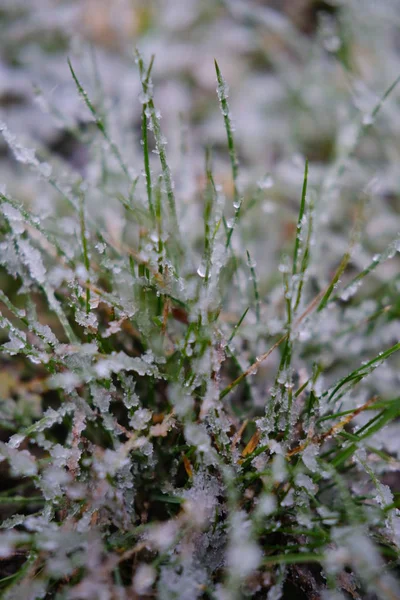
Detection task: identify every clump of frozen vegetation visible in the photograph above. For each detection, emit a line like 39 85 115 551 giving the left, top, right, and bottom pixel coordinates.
2 2 400 599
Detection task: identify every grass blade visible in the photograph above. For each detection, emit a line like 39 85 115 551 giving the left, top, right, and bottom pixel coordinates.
214 60 241 249
68 58 131 181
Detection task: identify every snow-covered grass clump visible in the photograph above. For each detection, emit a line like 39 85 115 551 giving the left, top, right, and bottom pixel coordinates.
1 3 400 599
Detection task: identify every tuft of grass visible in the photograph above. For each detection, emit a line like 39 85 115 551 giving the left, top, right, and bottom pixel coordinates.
1 40 400 600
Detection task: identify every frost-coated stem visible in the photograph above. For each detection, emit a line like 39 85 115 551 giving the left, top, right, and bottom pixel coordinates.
214 60 241 249
135 49 180 239
68 58 131 181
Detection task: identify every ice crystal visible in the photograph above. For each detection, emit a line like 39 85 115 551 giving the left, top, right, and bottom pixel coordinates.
227 511 261 579
0 444 37 477
131 407 152 430
133 564 156 595
302 444 320 473
272 454 287 483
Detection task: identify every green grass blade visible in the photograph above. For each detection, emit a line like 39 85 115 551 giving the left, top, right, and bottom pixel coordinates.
228 307 249 343
214 60 241 249
68 58 131 181
79 192 90 314
292 159 308 277
135 49 179 238
137 53 156 221
326 341 400 403
246 250 260 323
317 250 351 312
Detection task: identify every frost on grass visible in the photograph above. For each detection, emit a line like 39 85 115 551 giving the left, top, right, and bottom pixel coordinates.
2 12 400 599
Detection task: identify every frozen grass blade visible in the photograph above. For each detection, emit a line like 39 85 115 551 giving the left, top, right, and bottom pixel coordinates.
220 332 286 400
219 285 326 401
79 192 91 314
263 553 324 565
228 306 249 343
0 193 68 262
292 159 308 277
317 202 364 312
203 148 216 283
137 53 156 221
89 44 108 185
325 341 400 403
135 49 180 239
317 249 351 312
214 60 241 249
246 250 260 323
293 191 314 311
368 72 400 124
68 58 131 181
333 235 400 303
269 162 310 425
268 268 293 421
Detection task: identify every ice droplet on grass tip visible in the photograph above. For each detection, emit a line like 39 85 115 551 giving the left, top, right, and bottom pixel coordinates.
278 262 290 273
197 261 206 278
257 175 274 190
247 256 257 269
362 113 375 126
340 281 361 301
249 362 258 375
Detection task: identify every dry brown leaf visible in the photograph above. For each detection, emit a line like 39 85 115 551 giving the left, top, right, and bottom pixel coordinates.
242 430 260 458
182 454 193 479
